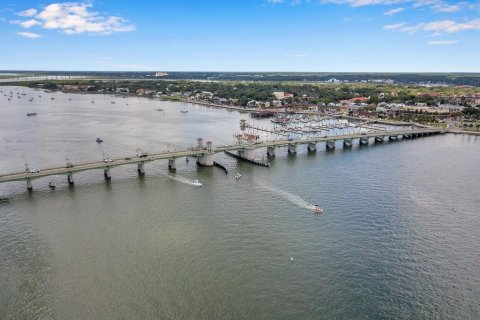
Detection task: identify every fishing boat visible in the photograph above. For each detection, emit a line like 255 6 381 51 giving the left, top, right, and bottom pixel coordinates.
96 138 103 143
26 112 37 116
235 173 242 179
313 205 323 214
156 108 164 111
48 181 56 189
192 180 202 187
180 109 188 113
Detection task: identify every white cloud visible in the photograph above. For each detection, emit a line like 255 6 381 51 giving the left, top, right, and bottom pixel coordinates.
383 22 407 30
386 19 480 34
14 2 135 35
427 40 458 45
17 8 37 17
384 7 404 15
17 31 42 38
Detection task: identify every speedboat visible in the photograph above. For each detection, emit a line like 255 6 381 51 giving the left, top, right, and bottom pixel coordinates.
192 180 202 187
156 108 164 111
180 109 188 113
96 138 103 143
48 181 56 188
313 205 323 214
235 173 242 179
26 112 37 116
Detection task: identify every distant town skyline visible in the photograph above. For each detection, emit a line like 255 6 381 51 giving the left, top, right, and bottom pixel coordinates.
1 0 479 72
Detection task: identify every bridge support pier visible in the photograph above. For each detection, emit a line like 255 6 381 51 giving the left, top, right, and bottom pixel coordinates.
197 152 214 166
375 136 384 143
403 134 411 139
389 136 398 141
359 137 369 145
26 178 32 190
104 168 111 180
267 146 276 157
307 142 316 152
168 158 176 171
326 140 335 150
343 139 352 148
67 173 74 185
288 143 297 154
137 162 145 175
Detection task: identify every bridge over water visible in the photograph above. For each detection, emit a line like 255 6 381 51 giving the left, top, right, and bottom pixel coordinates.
0 127 445 191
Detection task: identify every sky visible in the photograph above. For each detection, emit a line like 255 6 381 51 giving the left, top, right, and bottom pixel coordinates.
0 0 479 72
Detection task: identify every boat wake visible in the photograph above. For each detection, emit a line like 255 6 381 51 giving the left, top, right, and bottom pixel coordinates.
160 172 196 186
254 179 318 211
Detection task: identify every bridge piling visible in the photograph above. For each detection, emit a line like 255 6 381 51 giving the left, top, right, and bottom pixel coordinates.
307 142 317 152
375 136 384 143
288 143 297 154
104 168 111 180
26 178 32 190
137 162 145 175
267 146 276 157
326 140 335 150
343 139 352 148
168 158 176 171
359 137 369 145
67 173 74 185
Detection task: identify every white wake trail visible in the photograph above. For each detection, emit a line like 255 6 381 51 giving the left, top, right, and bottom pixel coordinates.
160 172 195 185
254 179 317 211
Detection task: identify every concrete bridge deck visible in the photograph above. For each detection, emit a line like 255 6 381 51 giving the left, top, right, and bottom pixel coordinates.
0 127 445 186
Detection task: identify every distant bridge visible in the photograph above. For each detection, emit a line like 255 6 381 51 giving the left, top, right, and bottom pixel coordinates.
0 127 445 191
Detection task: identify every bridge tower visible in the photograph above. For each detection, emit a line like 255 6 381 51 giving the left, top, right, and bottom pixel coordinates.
197 139 214 166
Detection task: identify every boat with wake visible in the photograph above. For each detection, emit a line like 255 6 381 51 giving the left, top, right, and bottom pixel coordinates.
192 180 202 187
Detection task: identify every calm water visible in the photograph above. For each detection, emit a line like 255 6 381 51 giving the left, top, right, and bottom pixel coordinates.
1 87 479 319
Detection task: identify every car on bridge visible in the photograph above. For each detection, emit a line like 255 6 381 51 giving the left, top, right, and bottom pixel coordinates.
104 158 114 163
29 169 40 173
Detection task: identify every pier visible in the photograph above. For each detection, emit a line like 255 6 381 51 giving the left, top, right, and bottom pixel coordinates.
0 128 445 190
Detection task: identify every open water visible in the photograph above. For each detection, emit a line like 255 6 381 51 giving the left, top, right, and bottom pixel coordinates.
0 87 479 319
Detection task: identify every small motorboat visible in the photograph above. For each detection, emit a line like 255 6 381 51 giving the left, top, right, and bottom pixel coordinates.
192 180 202 187
26 112 37 116
156 108 164 111
96 138 103 143
180 110 188 113
91 101 95 103
111 101 115 104
48 181 56 188
235 173 242 179
313 205 323 214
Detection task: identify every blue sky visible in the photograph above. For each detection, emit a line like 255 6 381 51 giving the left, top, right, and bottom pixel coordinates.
1 0 479 72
